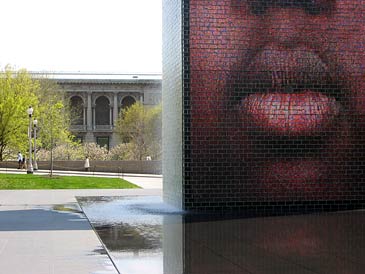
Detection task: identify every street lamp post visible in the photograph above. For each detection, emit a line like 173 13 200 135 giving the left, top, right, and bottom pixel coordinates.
33 119 38 170
27 106 33 174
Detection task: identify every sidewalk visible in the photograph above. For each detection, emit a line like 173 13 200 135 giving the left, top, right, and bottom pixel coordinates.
0 171 163 274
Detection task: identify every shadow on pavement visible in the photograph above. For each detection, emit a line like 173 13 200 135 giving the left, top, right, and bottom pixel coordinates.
0 208 90 231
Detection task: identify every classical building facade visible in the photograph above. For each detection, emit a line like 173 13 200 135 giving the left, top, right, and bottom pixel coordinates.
53 73 161 149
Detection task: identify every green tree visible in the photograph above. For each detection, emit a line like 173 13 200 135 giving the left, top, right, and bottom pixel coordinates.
115 102 162 160
35 78 72 149
0 68 39 160
0 67 74 164
34 78 73 175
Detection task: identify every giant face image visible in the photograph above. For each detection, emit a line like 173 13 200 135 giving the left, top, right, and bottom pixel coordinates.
189 0 365 202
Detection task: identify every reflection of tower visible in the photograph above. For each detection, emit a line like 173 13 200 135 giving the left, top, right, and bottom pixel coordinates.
163 215 183 274
79 195 365 274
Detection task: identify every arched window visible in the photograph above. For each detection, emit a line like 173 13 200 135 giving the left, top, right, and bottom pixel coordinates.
70 96 83 125
121 96 136 110
95 96 110 125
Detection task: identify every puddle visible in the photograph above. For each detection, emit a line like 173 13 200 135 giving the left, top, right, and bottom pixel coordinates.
77 196 173 274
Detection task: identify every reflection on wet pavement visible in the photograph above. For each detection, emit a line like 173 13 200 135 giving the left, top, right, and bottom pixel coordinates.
77 196 174 274
95 223 161 252
78 196 365 274
52 204 83 214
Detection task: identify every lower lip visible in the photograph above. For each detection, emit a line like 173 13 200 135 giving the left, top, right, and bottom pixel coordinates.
242 91 340 136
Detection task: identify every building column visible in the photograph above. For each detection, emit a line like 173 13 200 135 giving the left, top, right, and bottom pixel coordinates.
109 104 113 129
87 92 92 131
113 93 118 126
92 105 96 130
85 92 94 142
83 106 86 130
110 133 121 148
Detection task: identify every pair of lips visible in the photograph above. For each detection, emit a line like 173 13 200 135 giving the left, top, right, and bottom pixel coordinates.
236 49 341 136
242 90 340 136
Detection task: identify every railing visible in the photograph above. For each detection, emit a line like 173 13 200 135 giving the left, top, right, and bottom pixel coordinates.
69 125 114 132
94 125 113 131
70 125 87 131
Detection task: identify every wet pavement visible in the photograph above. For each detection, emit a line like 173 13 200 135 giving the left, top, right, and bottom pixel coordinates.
78 196 365 274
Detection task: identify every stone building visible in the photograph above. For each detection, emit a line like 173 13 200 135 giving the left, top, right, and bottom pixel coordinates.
53 73 161 149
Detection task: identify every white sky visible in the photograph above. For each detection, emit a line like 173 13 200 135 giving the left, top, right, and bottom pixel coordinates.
0 0 162 74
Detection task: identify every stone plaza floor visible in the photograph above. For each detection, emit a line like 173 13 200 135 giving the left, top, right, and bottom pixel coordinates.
0 169 162 274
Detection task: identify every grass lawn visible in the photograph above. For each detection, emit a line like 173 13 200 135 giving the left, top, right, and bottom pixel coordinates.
0 173 140 189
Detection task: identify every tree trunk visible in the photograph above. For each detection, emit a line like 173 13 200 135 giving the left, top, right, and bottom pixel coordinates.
50 146 53 177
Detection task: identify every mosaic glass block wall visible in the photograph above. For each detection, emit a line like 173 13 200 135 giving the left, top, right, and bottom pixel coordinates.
162 0 184 209
178 0 365 212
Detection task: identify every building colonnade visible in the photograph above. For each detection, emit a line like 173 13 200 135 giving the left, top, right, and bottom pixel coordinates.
69 92 139 148
57 76 161 149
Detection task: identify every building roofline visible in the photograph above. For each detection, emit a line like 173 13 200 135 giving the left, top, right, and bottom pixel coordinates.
28 71 162 83
54 78 161 85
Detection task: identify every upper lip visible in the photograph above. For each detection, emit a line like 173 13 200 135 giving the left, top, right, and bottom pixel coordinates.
227 48 345 103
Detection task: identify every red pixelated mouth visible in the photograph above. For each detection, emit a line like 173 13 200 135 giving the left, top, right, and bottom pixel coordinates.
242 90 340 136
230 49 345 136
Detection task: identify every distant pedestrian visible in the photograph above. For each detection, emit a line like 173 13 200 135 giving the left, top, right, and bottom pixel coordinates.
21 157 26 170
84 157 90 171
17 152 23 169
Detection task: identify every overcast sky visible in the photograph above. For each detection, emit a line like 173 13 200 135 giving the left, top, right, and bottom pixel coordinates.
0 0 162 74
